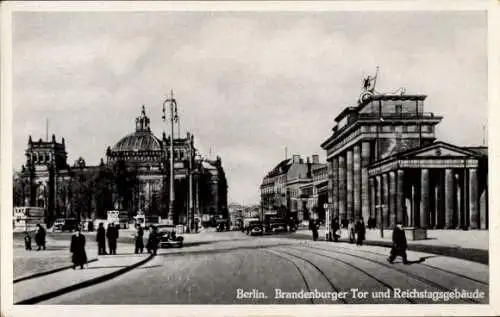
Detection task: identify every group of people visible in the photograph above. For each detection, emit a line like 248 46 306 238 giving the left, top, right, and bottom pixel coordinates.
329 217 366 245
134 224 160 255
96 223 120 255
347 218 366 245
23 223 47 251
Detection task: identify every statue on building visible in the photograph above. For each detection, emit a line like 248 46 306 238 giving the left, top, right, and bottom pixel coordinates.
358 66 379 104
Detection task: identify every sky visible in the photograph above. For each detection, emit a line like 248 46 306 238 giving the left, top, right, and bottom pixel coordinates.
11 10 487 205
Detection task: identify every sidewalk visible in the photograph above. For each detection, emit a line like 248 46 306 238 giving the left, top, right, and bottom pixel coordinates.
13 234 134 280
14 247 152 304
291 228 489 265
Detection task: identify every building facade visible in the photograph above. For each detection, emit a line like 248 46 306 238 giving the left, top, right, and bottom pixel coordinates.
14 106 228 228
260 154 327 222
321 90 488 230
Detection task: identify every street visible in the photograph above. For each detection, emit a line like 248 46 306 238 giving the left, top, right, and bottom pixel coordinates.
33 230 488 305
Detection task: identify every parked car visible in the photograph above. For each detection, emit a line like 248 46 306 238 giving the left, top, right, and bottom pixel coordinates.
53 218 79 232
157 224 184 248
249 224 264 236
271 223 288 233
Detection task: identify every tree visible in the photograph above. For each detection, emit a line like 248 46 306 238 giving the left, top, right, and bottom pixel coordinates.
92 165 114 219
112 160 139 218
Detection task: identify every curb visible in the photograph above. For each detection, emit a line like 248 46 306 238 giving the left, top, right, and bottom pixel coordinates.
14 259 99 284
15 253 155 305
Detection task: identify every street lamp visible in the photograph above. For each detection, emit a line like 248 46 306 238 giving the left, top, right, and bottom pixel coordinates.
163 90 178 224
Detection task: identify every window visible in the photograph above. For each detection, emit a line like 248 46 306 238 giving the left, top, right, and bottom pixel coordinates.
395 104 402 114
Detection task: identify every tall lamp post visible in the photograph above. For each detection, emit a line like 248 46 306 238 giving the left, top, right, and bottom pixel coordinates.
163 90 178 224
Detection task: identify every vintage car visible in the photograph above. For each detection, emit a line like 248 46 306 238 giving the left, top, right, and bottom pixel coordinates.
271 223 288 233
248 223 264 236
52 218 79 232
157 225 184 248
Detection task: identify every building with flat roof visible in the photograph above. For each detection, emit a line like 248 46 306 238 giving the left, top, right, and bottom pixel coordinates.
321 82 488 230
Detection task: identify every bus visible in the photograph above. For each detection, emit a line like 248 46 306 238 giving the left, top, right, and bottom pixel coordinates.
13 207 45 232
107 210 129 229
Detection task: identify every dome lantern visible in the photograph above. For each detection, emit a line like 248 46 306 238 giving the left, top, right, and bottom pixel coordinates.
135 105 151 132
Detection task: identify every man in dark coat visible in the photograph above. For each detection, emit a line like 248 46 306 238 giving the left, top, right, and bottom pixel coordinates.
35 224 46 251
106 223 118 255
311 220 319 241
147 226 159 255
355 218 366 246
96 223 107 255
135 225 144 254
24 231 32 250
70 228 88 269
332 218 340 242
387 222 408 264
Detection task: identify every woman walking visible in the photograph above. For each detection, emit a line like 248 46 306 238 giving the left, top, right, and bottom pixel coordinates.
70 228 88 269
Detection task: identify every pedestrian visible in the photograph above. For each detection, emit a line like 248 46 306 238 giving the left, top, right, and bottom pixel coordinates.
35 223 46 251
195 220 199 233
355 217 366 246
311 220 319 241
332 217 341 242
70 227 88 269
24 231 32 250
106 223 118 255
135 224 144 254
96 222 107 255
387 222 409 264
147 225 159 255
347 219 355 243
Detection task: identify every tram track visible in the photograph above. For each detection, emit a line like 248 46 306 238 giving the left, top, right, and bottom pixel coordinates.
288 245 486 304
303 243 489 286
266 247 413 304
274 246 415 304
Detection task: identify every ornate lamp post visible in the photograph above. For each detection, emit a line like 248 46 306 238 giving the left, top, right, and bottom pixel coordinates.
163 90 178 224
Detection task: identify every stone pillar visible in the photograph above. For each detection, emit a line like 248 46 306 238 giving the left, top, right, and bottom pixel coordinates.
361 141 371 221
369 177 376 218
332 158 339 219
346 149 354 221
338 155 347 222
444 168 454 229
455 173 462 229
382 173 389 228
353 145 361 219
434 172 443 228
411 185 416 227
420 169 430 229
375 175 382 229
469 168 479 229
389 171 396 228
396 169 404 226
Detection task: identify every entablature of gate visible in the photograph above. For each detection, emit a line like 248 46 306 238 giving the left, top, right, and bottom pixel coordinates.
367 158 480 177
325 129 435 159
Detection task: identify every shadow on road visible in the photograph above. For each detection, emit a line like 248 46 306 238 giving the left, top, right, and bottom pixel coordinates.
390 255 438 265
85 265 129 270
135 265 162 269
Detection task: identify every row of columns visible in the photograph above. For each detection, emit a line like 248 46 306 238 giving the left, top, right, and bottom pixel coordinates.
368 168 480 229
369 170 405 228
330 141 372 222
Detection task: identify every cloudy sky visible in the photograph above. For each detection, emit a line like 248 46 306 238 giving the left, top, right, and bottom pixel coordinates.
12 10 487 205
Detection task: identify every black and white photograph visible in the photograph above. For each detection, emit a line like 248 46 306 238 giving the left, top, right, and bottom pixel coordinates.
1 1 499 316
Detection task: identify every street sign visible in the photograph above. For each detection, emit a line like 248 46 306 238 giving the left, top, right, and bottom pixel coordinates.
323 203 328 209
